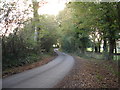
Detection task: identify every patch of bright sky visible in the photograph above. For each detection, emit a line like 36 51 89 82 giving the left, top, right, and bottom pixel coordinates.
1 0 67 16
38 0 67 16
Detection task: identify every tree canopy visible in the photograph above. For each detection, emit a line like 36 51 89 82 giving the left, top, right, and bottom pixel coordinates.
1 1 120 70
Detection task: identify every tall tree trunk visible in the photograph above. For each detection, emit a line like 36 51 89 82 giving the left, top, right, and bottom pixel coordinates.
105 5 115 60
103 38 108 60
103 38 107 52
95 45 98 53
114 40 117 54
32 1 39 42
117 2 120 28
108 38 115 60
98 44 101 53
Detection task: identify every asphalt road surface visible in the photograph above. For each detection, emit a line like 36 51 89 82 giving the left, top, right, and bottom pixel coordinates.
3 51 75 88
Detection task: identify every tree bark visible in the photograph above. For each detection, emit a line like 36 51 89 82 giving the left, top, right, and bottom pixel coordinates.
114 40 117 54
95 45 98 53
103 38 108 60
108 38 115 60
32 1 39 42
117 2 120 28
98 44 101 53
103 38 107 53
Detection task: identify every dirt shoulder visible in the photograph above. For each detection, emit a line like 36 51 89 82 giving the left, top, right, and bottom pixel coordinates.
55 56 119 88
3 55 57 78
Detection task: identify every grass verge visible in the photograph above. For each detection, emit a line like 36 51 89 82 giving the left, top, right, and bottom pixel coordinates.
3 54 57 78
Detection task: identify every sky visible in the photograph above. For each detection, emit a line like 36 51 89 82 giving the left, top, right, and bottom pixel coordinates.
0 0 67 15
38 0 66 16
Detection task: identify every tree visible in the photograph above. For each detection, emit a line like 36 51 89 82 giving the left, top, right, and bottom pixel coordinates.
1 0 59 70
58 2 120 60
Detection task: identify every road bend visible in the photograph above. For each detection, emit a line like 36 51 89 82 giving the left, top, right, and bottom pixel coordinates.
3 51 75 88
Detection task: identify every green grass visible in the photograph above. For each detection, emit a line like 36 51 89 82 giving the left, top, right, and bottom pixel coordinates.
113 55 120 61
86 48 92 51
